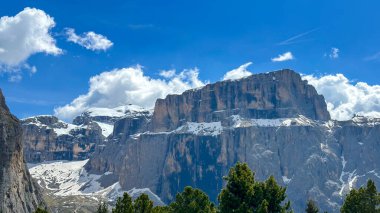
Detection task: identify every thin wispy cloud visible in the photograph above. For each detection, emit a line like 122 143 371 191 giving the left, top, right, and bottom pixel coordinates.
364 51 380 61
128 24 155 30
329 47 339 59
271 52 294 62
277 28 319 45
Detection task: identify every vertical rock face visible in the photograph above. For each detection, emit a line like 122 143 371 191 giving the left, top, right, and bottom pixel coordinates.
0 90 44 213
85 70 380 212
150 69 330 132
22 115 104 163
22 105 151 163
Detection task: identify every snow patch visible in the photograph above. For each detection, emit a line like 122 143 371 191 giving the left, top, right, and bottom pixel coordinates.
282 176 292 184
232 115 316 128
175 122 223 136
338 155 363 196
53 123 78 136
351 115 380 126
86 105 151 118
28 160 164 205
95 121 114 137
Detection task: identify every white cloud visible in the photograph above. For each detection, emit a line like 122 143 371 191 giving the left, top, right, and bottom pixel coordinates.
8 74 22 82
329 47 339 59
222 62 253 80
0 7 62 69
303 74 380 121
277 28 318 45
65 28 113 51
54 65 206 121
159 70 176 78
271 52 294 62
364 51 380 61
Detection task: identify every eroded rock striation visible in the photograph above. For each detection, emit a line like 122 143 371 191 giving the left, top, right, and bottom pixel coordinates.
22 115 104 162
22 105 151 163
23 69 380 212
0 89 45 213
87 70 377 212
150 69 330 132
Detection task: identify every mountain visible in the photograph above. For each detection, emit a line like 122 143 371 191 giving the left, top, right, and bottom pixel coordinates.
21 105 151 163
85 69 380 212
0 90 45 213
23 69 380 212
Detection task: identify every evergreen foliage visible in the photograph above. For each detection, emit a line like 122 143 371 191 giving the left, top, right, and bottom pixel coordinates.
33 207 49 213
218 162 292 213
341 179 380 213
152 206 171 213
112 192 133 213
134 194 154 213
305 199 319 213
97 200 109 213
170 186 216 213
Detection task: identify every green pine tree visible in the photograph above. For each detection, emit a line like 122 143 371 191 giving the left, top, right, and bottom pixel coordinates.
218 162 292 213
134 193 154 213
257 200 269 213
218 162 256 213
170 186 216 213
97 200 109 213
305 199 319 213
152 206 172 213
33 207 49 213
112 192 133 213
341 179 380 213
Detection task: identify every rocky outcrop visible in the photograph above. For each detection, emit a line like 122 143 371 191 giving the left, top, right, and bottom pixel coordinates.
86 70 380 213
22 115 104 163
22 105 151 163
150 69 330 132
0 89 45 213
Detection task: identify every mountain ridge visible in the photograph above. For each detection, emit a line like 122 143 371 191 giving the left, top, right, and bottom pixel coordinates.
20 69 380 212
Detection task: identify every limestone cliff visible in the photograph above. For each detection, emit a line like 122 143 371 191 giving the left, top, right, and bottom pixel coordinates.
87 70 356 212
150 69 330 132
22 69 380 212
0 89 45 213
22 105 150 163
22 115 104 162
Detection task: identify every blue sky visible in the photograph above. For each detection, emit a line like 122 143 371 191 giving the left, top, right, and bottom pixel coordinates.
1 0 380 120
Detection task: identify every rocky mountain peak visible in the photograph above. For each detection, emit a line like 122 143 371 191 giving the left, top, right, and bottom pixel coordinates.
150 69 330 132
73 104 151 126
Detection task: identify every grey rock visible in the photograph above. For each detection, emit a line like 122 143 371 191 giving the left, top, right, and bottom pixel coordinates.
150 69 330 132
0 89 45 213
22 115 104 163
22 105 152 163
86 70 380 213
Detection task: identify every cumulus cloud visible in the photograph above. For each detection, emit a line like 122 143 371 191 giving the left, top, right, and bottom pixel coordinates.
54 65 206 121
303 74 380 120
222 62 253 80
65 28 113 51
271 52 294 62
329 47 339 59
0 7 62 69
